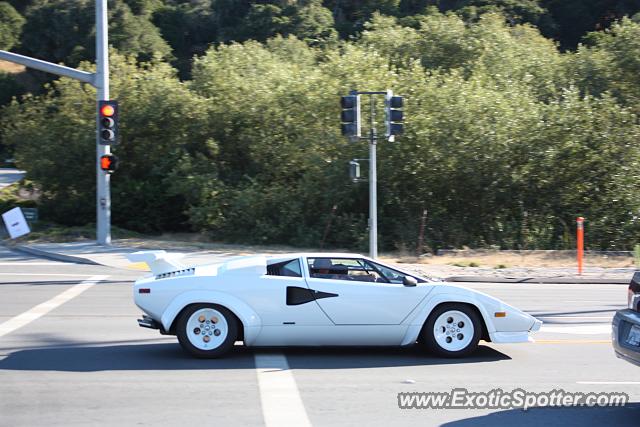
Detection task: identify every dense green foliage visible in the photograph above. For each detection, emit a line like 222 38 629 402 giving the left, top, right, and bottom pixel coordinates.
0 1 23 50
1 2 640 251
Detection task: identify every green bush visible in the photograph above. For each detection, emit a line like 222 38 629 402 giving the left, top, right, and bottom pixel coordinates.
4 12 640 251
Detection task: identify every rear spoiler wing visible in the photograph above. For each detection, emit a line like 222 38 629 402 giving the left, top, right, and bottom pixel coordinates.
126 250 186 275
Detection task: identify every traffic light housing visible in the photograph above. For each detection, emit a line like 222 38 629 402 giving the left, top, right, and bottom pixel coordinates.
98 100 119 145
384 91 403 142
349 160 361 182
340 94 361 140
100 154 118 173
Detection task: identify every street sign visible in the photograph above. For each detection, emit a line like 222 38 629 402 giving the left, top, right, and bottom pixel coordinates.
2 207 30 239
21 207 38 222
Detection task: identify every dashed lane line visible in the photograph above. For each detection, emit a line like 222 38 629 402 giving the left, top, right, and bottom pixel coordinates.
255 353 312 427
0 275 108 338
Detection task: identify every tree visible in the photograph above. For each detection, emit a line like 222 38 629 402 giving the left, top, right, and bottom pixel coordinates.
19 0 171 67
3 53 214 231
0 1 24 50
152 0 217 77
571 18 640 115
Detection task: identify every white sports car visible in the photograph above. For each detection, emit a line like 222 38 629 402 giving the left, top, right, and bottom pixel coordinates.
128 251 542 358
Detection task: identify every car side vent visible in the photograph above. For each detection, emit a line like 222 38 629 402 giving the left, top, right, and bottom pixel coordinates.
156 267 195 280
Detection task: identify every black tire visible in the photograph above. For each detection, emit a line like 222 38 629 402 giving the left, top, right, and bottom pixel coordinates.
176 303 239 358
420 303 482 358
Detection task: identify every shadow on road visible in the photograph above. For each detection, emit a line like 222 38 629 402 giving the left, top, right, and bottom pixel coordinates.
0 343 509 372
439 403 640 427
284 344 510 369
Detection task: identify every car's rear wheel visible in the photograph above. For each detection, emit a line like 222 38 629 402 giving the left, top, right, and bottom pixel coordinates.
176 304 238 358
420 303 481 357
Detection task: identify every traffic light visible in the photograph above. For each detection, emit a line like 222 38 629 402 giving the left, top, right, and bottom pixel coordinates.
98 100 119 145
384 90 404 142
100 154 118 173
349 160 361 182
340 94 361 139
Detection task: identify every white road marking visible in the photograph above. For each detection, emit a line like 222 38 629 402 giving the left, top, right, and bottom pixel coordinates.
0 273 97 277
0 262 63 266
255 353 311 427
540 325 611 334
577 381 640 385
537 316 612 320
0 275 107 338
564 300 618 303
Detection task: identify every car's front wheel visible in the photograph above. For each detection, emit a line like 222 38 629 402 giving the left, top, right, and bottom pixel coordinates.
420 303 482 357
176 303 238 358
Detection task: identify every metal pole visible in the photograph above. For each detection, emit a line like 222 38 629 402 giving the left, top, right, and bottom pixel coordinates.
95 0 110 245
577 217 584 275
0 51 94 84
369 95 378 258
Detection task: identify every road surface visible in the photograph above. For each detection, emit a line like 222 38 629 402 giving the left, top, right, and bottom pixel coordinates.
0 246 637 426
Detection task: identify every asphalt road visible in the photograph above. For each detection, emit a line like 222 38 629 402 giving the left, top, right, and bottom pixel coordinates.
0 246 638 426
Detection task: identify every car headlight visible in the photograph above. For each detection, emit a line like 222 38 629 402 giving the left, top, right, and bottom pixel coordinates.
630 288 640 311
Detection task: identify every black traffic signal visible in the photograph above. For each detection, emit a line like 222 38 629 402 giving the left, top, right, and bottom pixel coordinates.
340 94 361 139
98 100 119 145
100 154 118 173
384 91 404 141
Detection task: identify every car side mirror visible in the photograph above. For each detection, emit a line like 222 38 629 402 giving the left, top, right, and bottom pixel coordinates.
403 276 417 287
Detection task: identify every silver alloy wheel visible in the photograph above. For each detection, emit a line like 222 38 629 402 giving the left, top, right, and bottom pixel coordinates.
186 307 229 350
433 310 474 352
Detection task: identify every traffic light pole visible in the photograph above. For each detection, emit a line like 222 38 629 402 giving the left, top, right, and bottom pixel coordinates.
95 0 111 245
368 96 378 259
341 90 403 258
0 0 112 245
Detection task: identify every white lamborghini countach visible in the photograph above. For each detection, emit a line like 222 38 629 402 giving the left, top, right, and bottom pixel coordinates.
128 251 542 358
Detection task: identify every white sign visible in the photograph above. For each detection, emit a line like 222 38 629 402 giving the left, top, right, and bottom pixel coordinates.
2 207 30 239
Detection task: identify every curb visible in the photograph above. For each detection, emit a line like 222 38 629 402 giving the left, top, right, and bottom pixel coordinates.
10 244 100 265
445 276 629 285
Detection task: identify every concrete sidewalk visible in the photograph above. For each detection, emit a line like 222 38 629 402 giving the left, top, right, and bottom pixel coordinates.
7 241 259 271
3 240 633 284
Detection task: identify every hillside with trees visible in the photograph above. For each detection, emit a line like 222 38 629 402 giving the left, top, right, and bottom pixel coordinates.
1 0 640 251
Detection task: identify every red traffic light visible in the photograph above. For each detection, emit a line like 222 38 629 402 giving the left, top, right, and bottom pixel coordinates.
100 154 118 173
98 100 119 145
100 104 115 117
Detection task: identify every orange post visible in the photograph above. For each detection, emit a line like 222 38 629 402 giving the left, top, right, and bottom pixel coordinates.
577 217 584 275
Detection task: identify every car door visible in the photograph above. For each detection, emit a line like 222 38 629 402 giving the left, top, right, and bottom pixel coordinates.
303 257 430 325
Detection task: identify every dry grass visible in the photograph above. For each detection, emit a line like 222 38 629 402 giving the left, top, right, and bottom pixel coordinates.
0 60 26 74
390 252 635 268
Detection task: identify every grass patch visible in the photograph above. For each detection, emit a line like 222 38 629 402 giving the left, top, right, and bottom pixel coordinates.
450 261 481 267
494 264 508 269
13 223 142 243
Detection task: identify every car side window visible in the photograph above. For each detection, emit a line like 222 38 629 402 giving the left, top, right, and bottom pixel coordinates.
367 261 407 284
266 259 302 277
367 260 423 284
308 258 387 283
